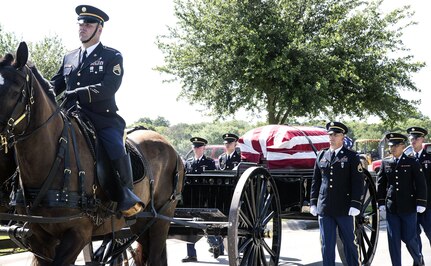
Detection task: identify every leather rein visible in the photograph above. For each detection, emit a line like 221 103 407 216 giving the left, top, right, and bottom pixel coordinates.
0 65 60 152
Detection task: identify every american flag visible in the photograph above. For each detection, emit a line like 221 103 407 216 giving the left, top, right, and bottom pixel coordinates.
239 125 330 169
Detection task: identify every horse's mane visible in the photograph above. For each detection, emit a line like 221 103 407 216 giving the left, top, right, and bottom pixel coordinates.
0 53 15 67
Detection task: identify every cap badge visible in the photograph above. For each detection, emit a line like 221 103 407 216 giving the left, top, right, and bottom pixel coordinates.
82 7 87 12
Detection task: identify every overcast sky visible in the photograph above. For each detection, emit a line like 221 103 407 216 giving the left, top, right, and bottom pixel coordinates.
0 0 429 125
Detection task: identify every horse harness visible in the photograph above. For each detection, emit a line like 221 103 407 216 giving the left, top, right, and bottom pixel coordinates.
0 63 185 263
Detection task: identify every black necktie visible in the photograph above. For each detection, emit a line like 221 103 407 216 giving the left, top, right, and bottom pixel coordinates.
416 153 419 160
81 50 87 65
395 158 399 164
331 151 335 162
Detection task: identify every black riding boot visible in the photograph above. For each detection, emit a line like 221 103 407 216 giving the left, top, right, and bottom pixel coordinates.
112 154 143 217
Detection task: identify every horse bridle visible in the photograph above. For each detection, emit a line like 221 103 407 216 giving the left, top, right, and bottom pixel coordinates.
0 65 59 152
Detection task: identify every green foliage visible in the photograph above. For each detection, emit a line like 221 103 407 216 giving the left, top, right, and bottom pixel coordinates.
156 0 424 124
0 25 19 55
129 117 256 156
128 115 431 158
28 35 66 80
0 24 66 79
345 115 431 144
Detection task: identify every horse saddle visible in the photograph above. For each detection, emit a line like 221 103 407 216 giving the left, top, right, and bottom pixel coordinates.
71 112 146 200
95 139 146 200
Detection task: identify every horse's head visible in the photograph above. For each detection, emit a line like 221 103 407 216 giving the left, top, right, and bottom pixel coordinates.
0 42 34 137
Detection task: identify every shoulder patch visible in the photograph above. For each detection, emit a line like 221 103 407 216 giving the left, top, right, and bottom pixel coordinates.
113 64 122 75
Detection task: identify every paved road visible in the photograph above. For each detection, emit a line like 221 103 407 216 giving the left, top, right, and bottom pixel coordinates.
1 219 430 265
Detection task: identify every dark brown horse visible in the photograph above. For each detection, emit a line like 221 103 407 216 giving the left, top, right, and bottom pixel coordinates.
0 42 184 265
0 150 16 213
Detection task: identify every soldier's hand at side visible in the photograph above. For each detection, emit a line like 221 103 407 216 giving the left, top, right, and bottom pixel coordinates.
378 205 385 213
417 206 426 213
348 207 360 216
310 205 317 216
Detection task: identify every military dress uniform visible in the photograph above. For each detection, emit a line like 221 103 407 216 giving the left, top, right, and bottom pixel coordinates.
310 122 364 266
377 132 427 266
183 137 216 262
185 155 216 174
218 133 241 170
51 13 125 159
218 150 241 170
407 126 431 255
49 5 142 217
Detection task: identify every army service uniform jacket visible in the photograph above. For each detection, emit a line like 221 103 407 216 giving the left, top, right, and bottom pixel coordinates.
185 155 216 174
408 150 431 208
51 43 125 130
218 150 241 170
310 147 364 216
377 154 427 213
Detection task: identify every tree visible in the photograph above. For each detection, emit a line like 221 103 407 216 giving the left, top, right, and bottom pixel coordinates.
0 25 19 55
156 0 425 124
0 25 66 79
28 35 66 80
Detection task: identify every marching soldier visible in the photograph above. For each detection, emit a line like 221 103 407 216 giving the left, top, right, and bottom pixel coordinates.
50 5 142 217
310 121 364 266
377 132 427 266
218 133 241 170
182 137 216 262
407 127 431 260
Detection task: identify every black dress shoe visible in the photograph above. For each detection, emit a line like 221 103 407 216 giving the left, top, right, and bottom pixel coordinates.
208 247 214 253
213 247 220 258
182 256 197 262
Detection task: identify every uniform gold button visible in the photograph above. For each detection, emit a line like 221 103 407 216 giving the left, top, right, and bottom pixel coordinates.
330 179 333 181
396 188 399 191
77 82 80 86
330 185 333 188
395 176 398 179
77 73 81 76
106 110 109 112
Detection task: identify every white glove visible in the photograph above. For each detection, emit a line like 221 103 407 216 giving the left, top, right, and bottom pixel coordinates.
348 207 360 216
379 205 386 212
417 206 426 213
310 205 318 216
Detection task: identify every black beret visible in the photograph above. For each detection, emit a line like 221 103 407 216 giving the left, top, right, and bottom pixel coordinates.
406 126 428 138
76 5 109 25
386 132 407 146
326 121 348 134
222 133 239 144
190 137 208 148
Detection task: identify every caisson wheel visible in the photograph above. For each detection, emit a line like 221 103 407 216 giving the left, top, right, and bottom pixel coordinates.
228 167 282 266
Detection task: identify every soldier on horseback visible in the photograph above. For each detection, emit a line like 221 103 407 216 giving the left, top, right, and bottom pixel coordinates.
50 5 142 217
